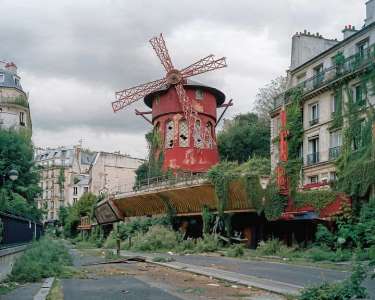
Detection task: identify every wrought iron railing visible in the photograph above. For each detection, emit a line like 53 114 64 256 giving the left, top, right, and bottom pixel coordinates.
109 172 208 196
309 118 319 126
273 43 375 109
306 152 320 165
329 146 341 160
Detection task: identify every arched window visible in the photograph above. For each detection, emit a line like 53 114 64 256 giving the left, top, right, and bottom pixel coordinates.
165 120 174 148
194 120 203 148
205 121 214 148
179 119 189 147
195 89 204 100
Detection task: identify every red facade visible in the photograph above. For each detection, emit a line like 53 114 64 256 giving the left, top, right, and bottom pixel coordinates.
144 82 225 173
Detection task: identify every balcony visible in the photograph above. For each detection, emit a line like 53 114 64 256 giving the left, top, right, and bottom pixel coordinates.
329 146 341 160
306 152 320 165
273 43 375 110
0 95 29 108
309 118 319 126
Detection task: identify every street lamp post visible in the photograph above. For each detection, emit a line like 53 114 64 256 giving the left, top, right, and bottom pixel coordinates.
2 169 19 185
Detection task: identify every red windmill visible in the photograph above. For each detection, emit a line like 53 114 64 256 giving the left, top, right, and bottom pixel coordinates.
112 33 232 173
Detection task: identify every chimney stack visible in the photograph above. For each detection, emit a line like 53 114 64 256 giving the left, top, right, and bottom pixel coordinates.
365 0 375 27
342 25 358 40
4 62 17 74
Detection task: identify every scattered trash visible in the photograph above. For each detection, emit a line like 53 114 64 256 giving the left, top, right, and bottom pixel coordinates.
207 283 220 287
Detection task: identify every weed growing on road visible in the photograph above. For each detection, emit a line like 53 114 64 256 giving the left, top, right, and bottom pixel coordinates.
225 244 245 257
8 238 72 283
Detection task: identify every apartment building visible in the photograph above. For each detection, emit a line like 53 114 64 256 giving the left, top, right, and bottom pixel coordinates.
34 145 144 222
271 0 375 188
0 61 32 133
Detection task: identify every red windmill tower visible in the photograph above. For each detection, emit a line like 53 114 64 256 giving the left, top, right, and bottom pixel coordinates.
112 33 232 173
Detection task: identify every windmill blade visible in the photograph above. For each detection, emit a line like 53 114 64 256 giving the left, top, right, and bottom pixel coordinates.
174 83 194 122
181 56 227 78
112 78 167 112
149 33 174 72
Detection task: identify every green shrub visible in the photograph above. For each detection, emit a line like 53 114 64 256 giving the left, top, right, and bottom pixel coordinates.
257 238 284 256
306 247 351 262
103 231 117 249
225 244 245 257
132 225 179 252
299 263 367 300
195 234 221 253
9 238 72 283
315 224 336 249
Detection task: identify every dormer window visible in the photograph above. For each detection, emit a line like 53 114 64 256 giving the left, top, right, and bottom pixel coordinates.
195 89 204 100
14 77 20 87
0 74 4 83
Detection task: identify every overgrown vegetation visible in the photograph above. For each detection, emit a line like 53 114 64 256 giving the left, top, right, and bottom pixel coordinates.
0 130 42 221
207 157 287 222
8 238 72 283
134 129 164 186
61 192 98 238
217 113 270 163
298 264 367 300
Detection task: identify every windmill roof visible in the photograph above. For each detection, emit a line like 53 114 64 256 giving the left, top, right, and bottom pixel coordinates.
143 79 225 108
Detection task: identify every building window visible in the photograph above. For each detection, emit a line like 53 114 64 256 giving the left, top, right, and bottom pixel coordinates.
313 64 324 87
14 77 20 87
194 120 203 148
307 136 319 165
50 200 54 209
309 102 319 126
50 212 54 219
73 187 78 195
357 39 369 59
165 120 174 148
331 93 340 114
19 112 25 126
273 116 281 135
329 130 342 160
204 121 214 148
73 198 78 204
0 74 4 82
309 175 319 184
195 89 204 100
354 85 365 106
84 187 89 193
178 119 189 147
330 172 337 182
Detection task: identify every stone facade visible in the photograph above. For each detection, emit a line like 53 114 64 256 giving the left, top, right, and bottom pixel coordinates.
35 146 143 222
271 0 375 188
0 61 32 133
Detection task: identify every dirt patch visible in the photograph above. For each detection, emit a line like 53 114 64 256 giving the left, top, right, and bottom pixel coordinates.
83 262 283 300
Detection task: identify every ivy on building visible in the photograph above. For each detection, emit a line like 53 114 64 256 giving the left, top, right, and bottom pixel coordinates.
335 69 375 198
207 157 287 221
284 87 304 198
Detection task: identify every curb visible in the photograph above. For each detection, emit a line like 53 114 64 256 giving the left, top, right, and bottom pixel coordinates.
34 277 54 300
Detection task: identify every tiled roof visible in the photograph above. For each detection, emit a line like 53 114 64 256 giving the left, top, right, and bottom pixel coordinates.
0 68 24 92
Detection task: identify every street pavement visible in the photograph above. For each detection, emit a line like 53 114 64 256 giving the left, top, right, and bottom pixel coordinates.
62 276 181 300
121 250 375 298
62 248 181 300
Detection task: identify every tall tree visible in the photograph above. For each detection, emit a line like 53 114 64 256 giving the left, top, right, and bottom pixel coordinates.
217 113 270 163
0 130 42 220
254 76 287 121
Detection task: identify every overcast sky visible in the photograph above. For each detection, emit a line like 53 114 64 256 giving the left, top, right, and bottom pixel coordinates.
0 0 365 158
